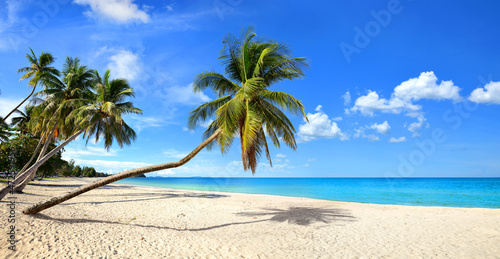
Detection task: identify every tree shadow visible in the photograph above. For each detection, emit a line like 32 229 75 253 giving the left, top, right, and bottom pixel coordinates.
31 213 268 232
236 207 355 226
28 206 354 232
60 192 229 205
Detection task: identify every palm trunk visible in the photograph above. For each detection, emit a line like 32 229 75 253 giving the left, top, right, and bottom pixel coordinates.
14 123 58 192
0 127 86 200
23 129 221 214
0 86 35 125
16 134 44 176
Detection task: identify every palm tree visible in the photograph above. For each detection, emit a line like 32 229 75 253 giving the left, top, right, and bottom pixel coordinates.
10 57 94 193
0 67 142 200
0 116 12 142
22 26 308 214
0 48 58 125
11 106 34 134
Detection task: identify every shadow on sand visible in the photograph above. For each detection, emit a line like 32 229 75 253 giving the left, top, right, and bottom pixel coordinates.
30 206 355 232
60 191 229 206
237 207 355 226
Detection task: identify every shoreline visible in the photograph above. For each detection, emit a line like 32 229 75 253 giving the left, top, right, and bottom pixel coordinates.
1 178 499 258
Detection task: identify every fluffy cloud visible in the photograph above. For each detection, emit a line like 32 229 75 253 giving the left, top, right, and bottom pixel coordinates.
342 91 351 105
107 50 143 81
74 0 150 24
70 158 152 174
276 154 286 158
128 115 166 132
469 81 500 104
389 136 407 143
350 90 420 116
408 115 428 137
62 146 117 159
370 121 390 135
393 71 461 101
350 72 462 116
298 105 348 142
159 84 210 105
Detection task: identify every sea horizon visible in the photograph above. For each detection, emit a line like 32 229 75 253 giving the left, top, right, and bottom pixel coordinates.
118 177 500 209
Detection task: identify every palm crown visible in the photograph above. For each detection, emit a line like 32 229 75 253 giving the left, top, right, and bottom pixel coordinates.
71 69 142 150
189 26 309 173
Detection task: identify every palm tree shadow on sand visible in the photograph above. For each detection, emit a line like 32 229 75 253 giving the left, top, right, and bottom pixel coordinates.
30 206 355 232
237 207 355 226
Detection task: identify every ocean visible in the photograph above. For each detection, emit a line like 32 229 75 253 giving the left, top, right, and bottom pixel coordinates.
117 177 500 208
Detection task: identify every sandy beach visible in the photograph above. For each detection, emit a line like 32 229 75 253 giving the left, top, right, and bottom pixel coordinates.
1 178 499 258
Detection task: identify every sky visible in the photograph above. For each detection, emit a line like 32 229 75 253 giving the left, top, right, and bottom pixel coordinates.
0 0 499 178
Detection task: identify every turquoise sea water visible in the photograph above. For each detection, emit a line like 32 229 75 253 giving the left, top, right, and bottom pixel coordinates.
117 177 500 208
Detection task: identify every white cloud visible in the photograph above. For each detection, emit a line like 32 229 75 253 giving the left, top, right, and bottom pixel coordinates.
393 71 461 101
408 115 428 137
298 105 348 142
370 121 391 135
163 148 188 159
0 97 25 124
389 136 407 143
350 90 421 116
350 72 461 116
199 119 214 128
276 154 286 158
62 146 117 159
107 50 143 81
307 158 318 162
159 84 210 105
469 81 500 104
128 115 166 132
366 134 379 142
70 158 152 174
74 0 150 24
342 91 351 106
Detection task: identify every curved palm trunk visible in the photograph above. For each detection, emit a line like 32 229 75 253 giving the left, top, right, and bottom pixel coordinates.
23 129 221 214
14 124 58 193
0 86 36 125
0 128 86 200
16 134 44 175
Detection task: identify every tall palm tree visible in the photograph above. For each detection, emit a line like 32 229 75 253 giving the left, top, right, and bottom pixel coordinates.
0 48 58 125
11 57 94 193
22 26 308 214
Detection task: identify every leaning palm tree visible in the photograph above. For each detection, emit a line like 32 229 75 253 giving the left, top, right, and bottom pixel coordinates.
0 67 141 199
0 48 58 125
23 26 308 214
11 57 95 193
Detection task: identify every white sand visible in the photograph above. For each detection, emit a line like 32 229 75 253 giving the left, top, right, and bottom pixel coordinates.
1 178 499 258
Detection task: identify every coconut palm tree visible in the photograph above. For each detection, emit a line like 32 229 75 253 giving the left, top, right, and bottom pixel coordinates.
11 57 94 193
22 26 308 214
11 105 34 134
0 67 142 200
0 48 58 125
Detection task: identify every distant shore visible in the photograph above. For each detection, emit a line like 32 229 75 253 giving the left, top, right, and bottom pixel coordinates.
1 178 499 258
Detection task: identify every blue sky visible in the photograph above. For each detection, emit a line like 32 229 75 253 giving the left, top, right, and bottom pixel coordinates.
1 0 499 178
